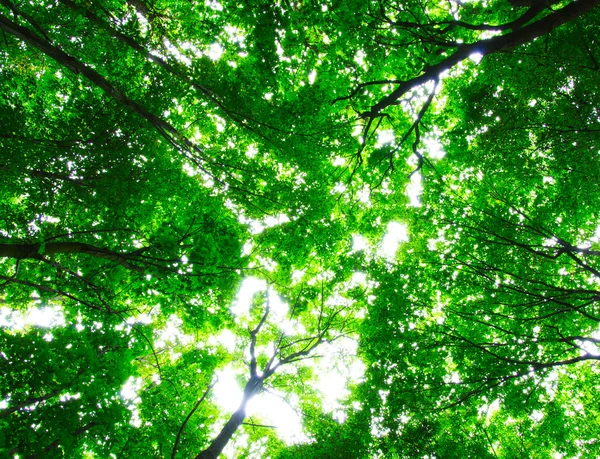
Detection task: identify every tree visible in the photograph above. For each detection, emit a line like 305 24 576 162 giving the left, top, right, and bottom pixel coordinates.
356 8 600 456
194 290 355 459
1 0 600 457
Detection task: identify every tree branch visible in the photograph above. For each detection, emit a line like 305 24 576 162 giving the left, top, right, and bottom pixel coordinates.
0 387 63 419
0 241 151 272
249 294 271 378
171 379 217 459
362 0 600 117
0 10 210 172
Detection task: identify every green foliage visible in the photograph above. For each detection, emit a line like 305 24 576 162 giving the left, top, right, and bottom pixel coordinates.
0 315 139 457
1 0 600 457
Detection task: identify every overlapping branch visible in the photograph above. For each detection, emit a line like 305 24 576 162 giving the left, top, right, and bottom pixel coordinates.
194 288 352 459
335 0 600 178
0 4 282 214
361 0 600 118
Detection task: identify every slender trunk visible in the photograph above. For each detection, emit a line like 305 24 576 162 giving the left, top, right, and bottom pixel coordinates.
0 242 148 271
0 12 162 129
194 377 262 459
60 0 248 126
60 0 181 75
194 407 247 459
172 380 216 459
0 11 206 164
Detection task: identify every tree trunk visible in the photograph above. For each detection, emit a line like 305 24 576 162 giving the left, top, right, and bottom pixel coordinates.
0 11 204 163
194 408 247 459
194 377 263 459
0 242 147 272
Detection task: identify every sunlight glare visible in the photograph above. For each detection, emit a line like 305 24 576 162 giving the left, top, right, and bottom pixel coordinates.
406 172 422 207
380 221 409 260
351 234 369 252
209 328 237 352
469 52 483 64
376 130 395 147
207 42 224 60
0 305 65 329
213 366 244 413
215 278 366 444
312 337 365 415
247 391 308 443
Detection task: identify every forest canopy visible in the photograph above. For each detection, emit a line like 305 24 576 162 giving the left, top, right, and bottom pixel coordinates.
1 0 600 457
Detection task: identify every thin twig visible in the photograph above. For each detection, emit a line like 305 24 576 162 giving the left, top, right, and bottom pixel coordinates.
171 378 218 459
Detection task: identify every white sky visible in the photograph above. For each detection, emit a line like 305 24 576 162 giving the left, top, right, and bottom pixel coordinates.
212 276 366 445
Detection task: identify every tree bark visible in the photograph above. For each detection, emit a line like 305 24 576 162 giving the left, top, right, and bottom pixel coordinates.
0 242 148 271
194 377 263 459
0 11 206 164
195 408 247 459
366 0 600 116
